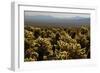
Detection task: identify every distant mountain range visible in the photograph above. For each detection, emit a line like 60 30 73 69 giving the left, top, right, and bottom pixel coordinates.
24 15 90 27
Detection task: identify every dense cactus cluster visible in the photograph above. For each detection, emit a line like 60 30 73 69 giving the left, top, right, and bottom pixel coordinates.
24 25 90 61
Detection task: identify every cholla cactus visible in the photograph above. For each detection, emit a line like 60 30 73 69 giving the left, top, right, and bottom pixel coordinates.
37 37 52 50
57 40 68 51
76 48 87 58
24 29 33 39
80 26 88 35
24 25 90 61
58 51 69 60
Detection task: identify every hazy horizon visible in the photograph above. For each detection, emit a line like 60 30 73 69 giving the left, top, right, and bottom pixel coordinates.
24 11 90 26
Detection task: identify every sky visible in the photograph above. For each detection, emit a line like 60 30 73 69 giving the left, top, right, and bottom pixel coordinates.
24 11 90 19
24 11 90 26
